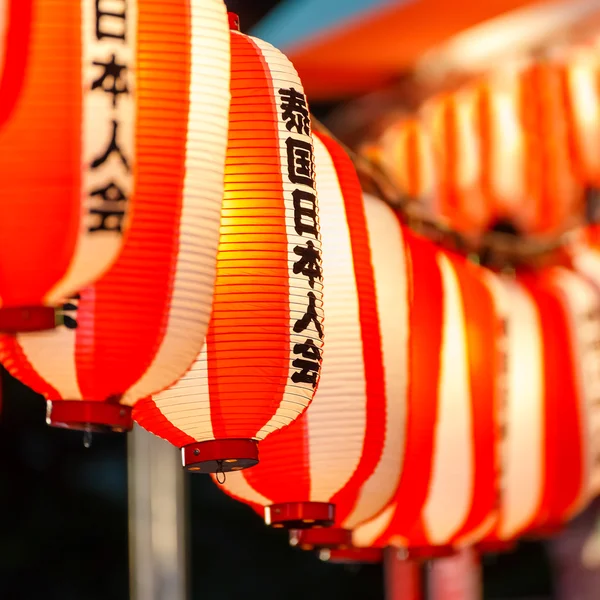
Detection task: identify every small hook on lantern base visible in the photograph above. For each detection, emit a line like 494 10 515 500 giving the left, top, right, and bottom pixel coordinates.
46 400 133 433
182 438 258 474
0 306 56 333
396 545 456 562
265 501 335 529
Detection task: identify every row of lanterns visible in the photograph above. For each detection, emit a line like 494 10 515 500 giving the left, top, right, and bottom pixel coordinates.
361 43 600 241
2 0 600 571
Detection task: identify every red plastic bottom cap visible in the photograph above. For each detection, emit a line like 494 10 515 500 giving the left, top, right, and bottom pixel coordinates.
182 438 258 474
398 545 456 561
47 400 133 433
320 547 384 564
265 502 335 529
0 306 55 332
290 527 352 550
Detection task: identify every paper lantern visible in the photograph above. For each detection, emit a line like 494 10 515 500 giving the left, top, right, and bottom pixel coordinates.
559 47 600 192
516 63 582 235
217 136 407 529
0 0 231 432
421 90 489 235
133 20 324 473
480 266 600 547
0 0 146 331
351 246 502 559
374 118 438 216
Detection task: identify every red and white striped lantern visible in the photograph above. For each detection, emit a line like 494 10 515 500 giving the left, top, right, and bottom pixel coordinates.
217 135 408 529
0 0 145 330
351 247 503 559
480 264 600 547
0 0 231 432
133 20 325 473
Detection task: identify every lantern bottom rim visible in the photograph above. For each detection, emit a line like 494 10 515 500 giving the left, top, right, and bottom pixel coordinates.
319 546 384 564
0 306 55 332
182 438 258 474
265 501 335 529
46 400 133 433
395 545 456 561
290 527 353 550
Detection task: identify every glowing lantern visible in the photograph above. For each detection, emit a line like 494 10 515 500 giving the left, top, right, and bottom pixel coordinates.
0 0 143 331
421 90 489 235
479 266 600 547
373 118 438 218
559 47 600 193
0 0 231 431
517 62 583 235
216 135 407 529
350 247 502 559
133 19 324 473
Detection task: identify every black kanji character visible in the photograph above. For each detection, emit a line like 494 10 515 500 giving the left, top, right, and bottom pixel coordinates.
286 137 314 187
293 291 323 339
279 87 310 135
91 120 130 171
92 54 129 106
96 0 127 41
293 240 322 288
291 338 322 388
88 181 127 233
292 189 318 238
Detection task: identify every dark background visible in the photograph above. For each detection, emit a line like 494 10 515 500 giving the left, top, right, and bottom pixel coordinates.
0 2 555 598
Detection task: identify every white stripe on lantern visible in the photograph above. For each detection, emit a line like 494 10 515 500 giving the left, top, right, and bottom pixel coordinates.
499 281 544 540
123 0 229 405
488 73 526 217
569 55 600 176
422 253 474 545
574 252 600 496
343 194 409 529
46 0 138 305
17 309 83 401
253 36 323 439
153 345 213 441
552 268 600 502
290 135 367 502
352 502 396 548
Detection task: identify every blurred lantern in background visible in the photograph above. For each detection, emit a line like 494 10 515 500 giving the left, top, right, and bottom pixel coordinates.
0 0 140 331
369 117 438 219
479 266 600 549
0 0 231 433
216 134 408 531
349 244 502 559
133 17 325 473
422 89 488 236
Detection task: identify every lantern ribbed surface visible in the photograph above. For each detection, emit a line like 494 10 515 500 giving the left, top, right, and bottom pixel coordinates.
217 134 408 530
422 91 488 234
0 0 141 330
133 29 325 473
478 266 599 547
351 243 502 557
559 48 600 189
0 0 231 432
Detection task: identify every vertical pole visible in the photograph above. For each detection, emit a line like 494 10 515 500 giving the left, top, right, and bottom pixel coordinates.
384 548 423 600
128 424 188 600
426 548 482 600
